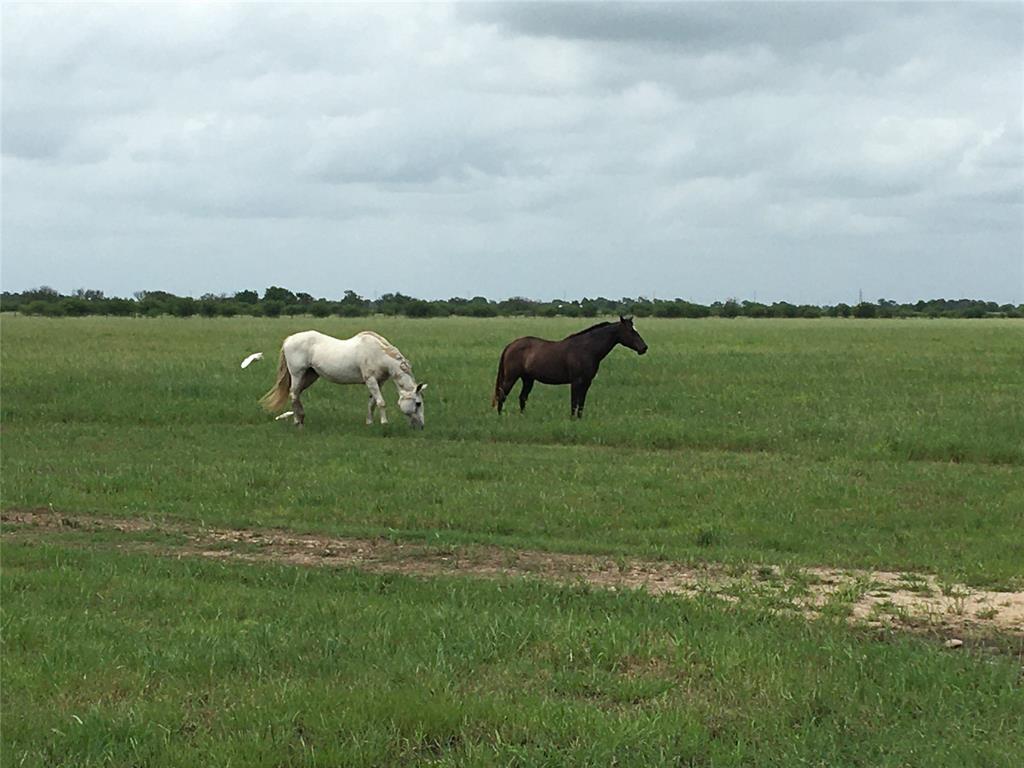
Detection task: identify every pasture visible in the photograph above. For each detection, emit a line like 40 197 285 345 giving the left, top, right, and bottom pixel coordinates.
3 315 1023 765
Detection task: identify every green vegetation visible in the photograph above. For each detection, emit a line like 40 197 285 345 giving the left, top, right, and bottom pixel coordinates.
4 541 1022 767
3 316 1023 765
2 316 1022 585
3 285 1021 318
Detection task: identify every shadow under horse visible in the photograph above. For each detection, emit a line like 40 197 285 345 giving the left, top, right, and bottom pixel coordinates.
492 316 648 418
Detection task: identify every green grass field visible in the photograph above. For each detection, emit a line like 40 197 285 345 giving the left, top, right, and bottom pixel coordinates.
3 315 1023 765
2 316 1022 582
4 540 1022 767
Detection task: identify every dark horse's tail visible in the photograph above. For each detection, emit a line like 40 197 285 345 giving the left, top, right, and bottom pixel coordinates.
491 344 509 408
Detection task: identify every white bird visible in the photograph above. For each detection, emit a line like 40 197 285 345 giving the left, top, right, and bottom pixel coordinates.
240 352 264 369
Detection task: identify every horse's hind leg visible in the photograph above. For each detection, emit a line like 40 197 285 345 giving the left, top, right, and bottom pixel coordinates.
290 368 319 427
518 377 534 413
497 367 522 414
496 374 514 414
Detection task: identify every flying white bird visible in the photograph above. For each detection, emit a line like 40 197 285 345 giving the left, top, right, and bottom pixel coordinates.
240 352 264 369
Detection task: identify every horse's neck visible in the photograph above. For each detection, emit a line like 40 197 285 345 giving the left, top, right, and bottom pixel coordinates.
389 364 417 392
366 338 415 391
580 326 620 361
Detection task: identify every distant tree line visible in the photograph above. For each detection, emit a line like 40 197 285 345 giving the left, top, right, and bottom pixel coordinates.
2 286 1021 319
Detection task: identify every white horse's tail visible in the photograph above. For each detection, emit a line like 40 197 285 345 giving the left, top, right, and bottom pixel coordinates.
259 349 291 412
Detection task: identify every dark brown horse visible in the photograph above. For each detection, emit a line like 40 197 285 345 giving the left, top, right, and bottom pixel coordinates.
492 316 648 418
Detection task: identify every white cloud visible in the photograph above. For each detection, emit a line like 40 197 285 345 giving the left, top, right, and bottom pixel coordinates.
2 1 1021 303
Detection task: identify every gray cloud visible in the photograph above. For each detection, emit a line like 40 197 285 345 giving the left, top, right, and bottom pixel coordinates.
2 2 1021 304
462 2 872 52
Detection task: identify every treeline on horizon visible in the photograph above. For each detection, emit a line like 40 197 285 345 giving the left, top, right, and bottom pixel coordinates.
2 286 1022 320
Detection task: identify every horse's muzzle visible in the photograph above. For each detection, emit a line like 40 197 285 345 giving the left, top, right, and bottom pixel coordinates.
637 345 648 355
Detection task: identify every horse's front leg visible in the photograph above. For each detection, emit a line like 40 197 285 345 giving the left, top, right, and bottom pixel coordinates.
366 394 377 425
364 377 387 424
570 378 592 419
575 378 593 419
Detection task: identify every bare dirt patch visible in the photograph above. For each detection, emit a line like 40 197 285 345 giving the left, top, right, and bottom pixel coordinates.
4 508 1022 639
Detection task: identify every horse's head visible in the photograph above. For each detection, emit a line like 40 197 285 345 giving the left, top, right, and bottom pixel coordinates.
397 383 428 429
617 316 648 355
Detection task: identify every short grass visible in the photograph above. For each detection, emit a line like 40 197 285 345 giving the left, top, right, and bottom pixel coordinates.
2 315 1022 586
4 541 1023 767
3 316 1023 766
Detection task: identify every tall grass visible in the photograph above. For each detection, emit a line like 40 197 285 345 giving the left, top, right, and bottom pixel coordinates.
4 542 1022 767
2 315 1022 583
4 316 1023 766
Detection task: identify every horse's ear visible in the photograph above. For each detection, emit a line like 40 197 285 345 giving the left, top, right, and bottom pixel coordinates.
417 383 428 392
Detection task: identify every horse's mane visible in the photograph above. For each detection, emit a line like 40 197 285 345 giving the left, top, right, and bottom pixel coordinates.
566 321 614 338
358 331 412 373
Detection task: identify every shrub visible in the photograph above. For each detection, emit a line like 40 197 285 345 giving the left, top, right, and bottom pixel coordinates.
719 300 740 318
106 299 136 316
654 302 685 318
21 301 64 316
171 299 196 317
853 302 877 319
405 300 437 318
59 298 91 316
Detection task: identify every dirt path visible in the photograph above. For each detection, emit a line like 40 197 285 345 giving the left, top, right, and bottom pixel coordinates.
4 508 1022 639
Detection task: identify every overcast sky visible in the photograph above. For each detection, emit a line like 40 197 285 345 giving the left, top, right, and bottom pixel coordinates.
2 1 1022 304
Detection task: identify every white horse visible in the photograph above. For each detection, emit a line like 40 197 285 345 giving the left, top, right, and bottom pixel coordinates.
260 330 427 428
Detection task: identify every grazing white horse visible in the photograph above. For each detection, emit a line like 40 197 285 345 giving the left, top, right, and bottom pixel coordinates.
260 330 427 428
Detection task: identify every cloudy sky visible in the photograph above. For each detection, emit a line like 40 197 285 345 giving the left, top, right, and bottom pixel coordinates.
2 1 1022 304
